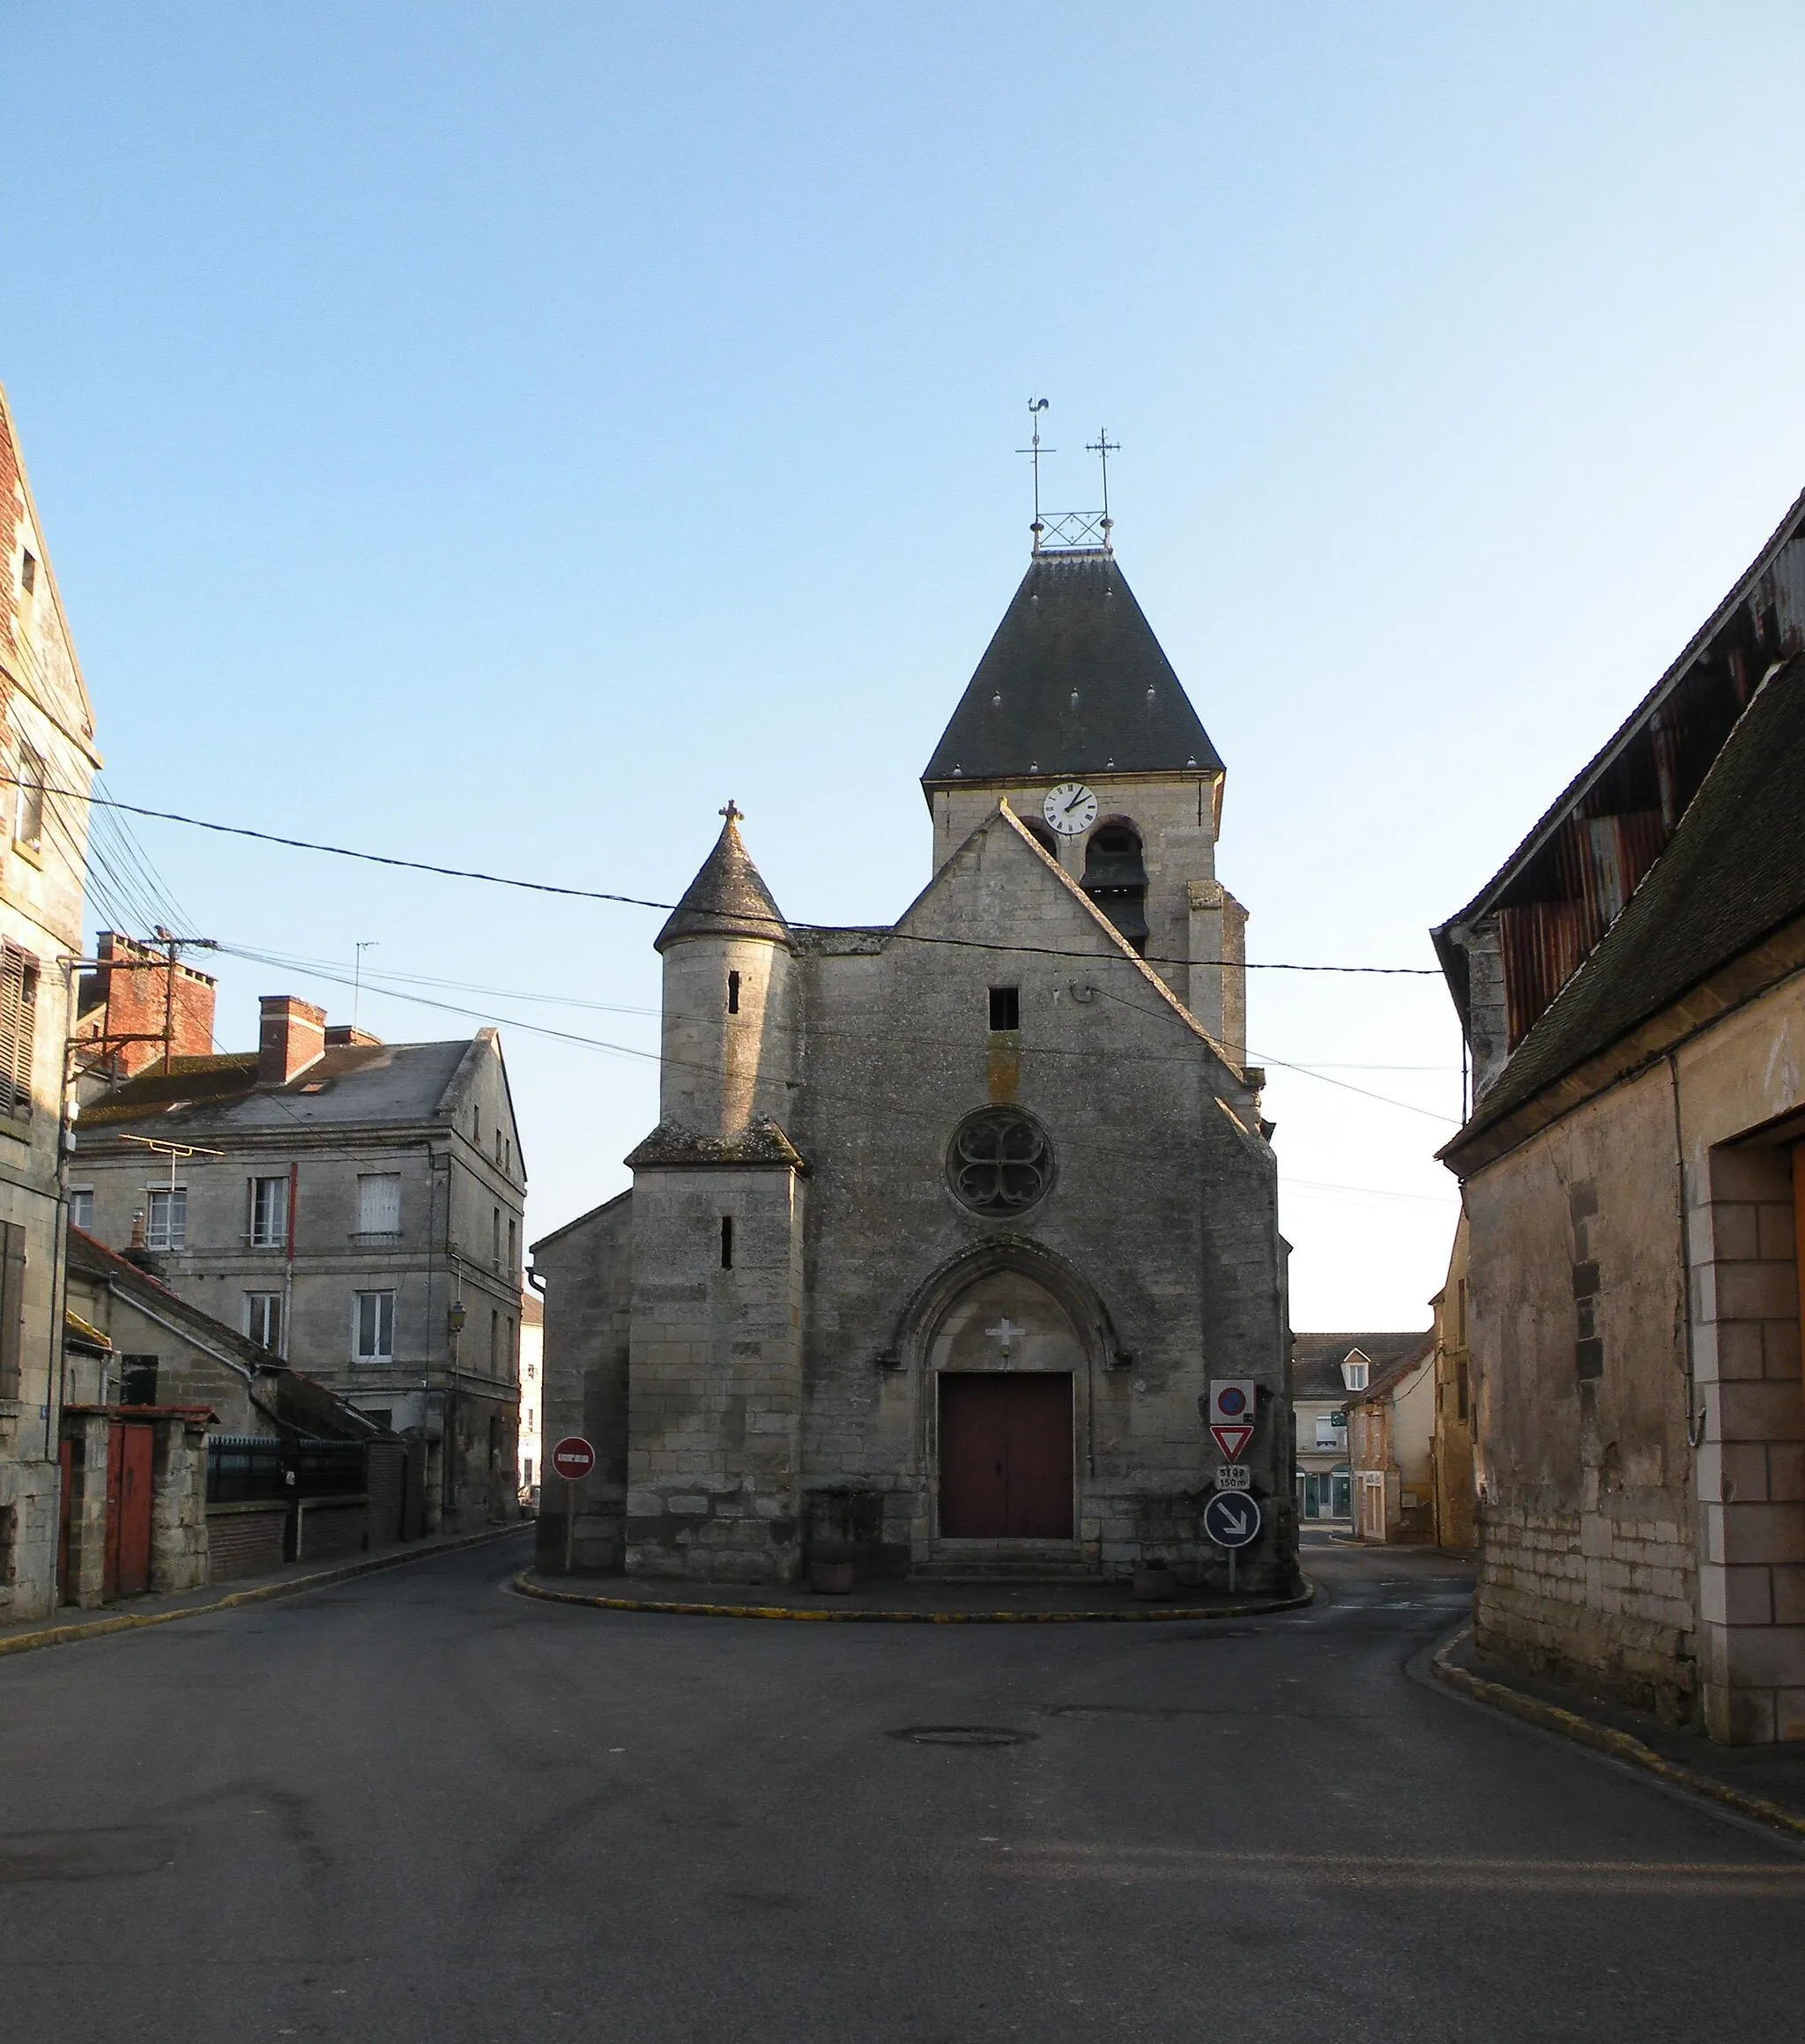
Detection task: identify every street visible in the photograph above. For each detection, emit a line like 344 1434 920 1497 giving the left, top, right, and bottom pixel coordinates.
2 1535 1801 2044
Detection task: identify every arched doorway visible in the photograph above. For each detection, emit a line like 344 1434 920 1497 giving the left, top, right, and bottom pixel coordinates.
928 1267 1081 1540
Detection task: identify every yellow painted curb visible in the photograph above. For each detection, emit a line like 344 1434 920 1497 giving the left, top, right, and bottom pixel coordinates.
0 1524 529 1661
512 1570 1315 1624
1432 1627 1805 1842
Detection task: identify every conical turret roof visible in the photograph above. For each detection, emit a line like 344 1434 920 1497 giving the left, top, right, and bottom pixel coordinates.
655 810 791 952
922 552 1222 785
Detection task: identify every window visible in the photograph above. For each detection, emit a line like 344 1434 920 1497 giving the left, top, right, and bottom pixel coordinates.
1341 1358 1369 1392
13 746 44 849
120 1355 159 1406
1457 1359 1470 1422
472 1104 480 1143
245 1291 283 1350
19 550 35 595
364 1408 393 1432
68 1188 93 1232
249 1174 289 1247
727 970 740 1015
507 1314 516 1374
354 1290 396 1364
489 1308 499 1371
507 1216 516 1272
356 1172 400 1235
988 985 1020 1031
1314 1413 1346 1450
1081 823 1148 953
946 1107 1055 1215
0 942 38 1121
145 1187 186 1251
720 1214 733 1269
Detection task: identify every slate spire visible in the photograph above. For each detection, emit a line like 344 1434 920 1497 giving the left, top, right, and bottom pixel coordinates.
921 552 1222 787
655 806 791 952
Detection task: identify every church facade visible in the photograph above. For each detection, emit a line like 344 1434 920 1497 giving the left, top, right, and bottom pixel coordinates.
533 547 1296 1593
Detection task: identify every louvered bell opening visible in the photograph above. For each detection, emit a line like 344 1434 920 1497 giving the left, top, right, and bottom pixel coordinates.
1082 826 1150 955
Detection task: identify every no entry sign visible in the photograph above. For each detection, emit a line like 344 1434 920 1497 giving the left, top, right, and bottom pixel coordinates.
550 1436 596 1482
1209 1379 1257 1461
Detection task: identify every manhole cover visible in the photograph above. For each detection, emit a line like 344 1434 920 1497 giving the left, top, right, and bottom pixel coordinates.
887 1725 1038 1748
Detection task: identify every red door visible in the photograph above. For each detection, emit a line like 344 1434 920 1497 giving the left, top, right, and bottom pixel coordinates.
104 1421 154 1601
939 1373 1073 1538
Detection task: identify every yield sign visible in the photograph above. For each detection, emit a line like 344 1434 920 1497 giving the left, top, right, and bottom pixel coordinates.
1211 1422 1255 1461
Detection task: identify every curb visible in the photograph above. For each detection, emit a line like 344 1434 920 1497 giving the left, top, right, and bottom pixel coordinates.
0 1523 531 1661
1431 1626 1805 1843
511 1569 1315 1624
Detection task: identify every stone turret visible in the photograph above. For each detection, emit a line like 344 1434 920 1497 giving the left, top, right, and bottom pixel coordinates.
653 806 795 1141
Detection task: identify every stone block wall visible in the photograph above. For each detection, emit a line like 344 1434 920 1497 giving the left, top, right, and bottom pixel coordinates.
624 1164 805 1583
148 1415 209 1594
1692 1141 1805 1741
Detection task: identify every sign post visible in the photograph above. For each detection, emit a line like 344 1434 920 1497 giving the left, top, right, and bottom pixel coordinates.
1202 1488 1262 1597
550 1435 596 1574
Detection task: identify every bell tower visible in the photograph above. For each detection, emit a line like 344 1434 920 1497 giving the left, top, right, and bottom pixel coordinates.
920 546 1248 1064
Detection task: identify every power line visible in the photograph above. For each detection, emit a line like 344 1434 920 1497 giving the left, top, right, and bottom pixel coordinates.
2 772 1442 979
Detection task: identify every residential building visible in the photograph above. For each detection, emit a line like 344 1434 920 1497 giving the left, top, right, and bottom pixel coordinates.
67 989 524 1532
1435 489 1805 1740
536 540 1296 1593
518 1284 542 1494
60 1221 397 1602
1429 1215 1477 1550
0 384 102 1621
1346 1340 1436 1542
1293 1333 1430 1524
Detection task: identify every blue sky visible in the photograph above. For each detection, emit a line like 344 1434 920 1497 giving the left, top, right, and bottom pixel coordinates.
8 3 1805 1326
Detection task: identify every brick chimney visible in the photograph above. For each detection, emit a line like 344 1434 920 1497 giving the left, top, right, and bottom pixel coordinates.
258 995 327 1085
77 933 219 1080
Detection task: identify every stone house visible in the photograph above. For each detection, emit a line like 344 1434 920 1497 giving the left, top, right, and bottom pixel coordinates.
1428 1215 1477 1550
535 544 1297 1594
1435 490 1805 1740
1291 1332 1428 1524
1346 1340 1435 1542
59 1221 405 1602
0 383 102 1622
67 989 524 1532
518 1284 542 1495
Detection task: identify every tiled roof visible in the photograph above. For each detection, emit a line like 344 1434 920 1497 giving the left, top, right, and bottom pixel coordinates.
922 553 1223 785
78 1038 477 1136
1454 653 1805 1145
1291 1330 1432 1401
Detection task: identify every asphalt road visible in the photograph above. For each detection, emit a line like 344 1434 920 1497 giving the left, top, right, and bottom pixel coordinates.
3 1534 1802 2044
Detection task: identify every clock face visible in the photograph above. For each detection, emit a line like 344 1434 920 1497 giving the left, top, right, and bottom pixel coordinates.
1044 782 1098 836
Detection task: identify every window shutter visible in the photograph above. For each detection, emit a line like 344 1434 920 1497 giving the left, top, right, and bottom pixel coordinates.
0 946 25 1119
358 1174 400 1233
0 1220 26 1398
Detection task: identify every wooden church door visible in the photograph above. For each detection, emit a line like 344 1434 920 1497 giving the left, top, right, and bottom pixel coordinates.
939 1372 1073 1538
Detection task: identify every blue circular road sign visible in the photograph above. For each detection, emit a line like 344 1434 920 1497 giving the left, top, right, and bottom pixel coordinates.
1202 1490 1262 1550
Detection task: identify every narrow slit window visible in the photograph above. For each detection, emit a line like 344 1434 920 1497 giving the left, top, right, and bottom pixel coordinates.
988 985 1020 1031
720 1215 733 1269
727 970 740 1015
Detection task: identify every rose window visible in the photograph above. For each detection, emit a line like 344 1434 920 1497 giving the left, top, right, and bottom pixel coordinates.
947 1109 1055 1215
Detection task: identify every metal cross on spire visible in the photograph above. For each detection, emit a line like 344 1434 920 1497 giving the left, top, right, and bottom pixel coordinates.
1086 427 1120 546
1017 398 1052 551
719 799 744 823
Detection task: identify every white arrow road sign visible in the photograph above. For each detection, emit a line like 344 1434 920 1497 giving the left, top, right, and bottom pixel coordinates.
1203 1490 1262 1549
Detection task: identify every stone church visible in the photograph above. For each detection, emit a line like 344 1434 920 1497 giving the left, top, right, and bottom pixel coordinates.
533 544 1295 1592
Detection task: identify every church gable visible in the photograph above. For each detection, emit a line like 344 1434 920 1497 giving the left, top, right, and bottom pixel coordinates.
892 800 1248 1084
